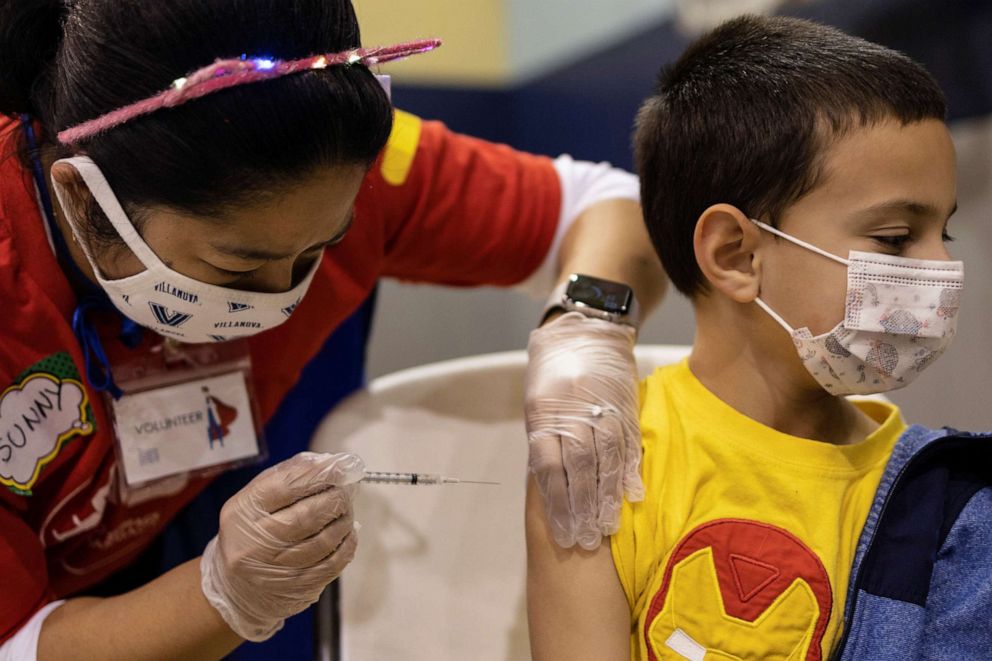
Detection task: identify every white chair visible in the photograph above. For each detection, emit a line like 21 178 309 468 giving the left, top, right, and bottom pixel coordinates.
310 345 690 661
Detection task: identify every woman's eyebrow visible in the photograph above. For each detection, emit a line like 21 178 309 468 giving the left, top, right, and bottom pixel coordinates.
209 212 355 260
210 244 295 260
327 211 355 243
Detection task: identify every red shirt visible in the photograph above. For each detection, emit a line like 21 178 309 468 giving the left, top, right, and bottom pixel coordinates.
0 111 560 640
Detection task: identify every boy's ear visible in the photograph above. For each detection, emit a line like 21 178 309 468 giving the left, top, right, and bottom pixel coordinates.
693 204 762 303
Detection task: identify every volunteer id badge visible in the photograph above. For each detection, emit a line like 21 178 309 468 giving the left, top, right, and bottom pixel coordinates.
108 340 265 489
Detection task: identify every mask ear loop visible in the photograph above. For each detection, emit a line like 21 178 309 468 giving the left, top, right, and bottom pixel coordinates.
52 156 165 275
749 219 850 266
753 297 798 335
749 219 848 336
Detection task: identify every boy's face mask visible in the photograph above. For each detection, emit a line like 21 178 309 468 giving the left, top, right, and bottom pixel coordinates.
51 156 321 344
751 219 964 395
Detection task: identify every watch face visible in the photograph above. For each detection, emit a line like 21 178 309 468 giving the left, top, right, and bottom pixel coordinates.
566 275 632 314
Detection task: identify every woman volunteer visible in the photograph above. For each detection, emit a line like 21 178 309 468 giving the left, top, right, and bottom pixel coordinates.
0 0 664 657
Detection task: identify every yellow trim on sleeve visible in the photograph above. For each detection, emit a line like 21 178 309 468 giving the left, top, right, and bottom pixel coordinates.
380 109 422 186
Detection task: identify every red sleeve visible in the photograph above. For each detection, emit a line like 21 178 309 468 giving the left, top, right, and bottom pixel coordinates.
0 507 54 644
365 110 561 286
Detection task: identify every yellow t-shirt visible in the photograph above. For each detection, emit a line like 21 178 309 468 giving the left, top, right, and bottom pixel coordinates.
611 360 906 661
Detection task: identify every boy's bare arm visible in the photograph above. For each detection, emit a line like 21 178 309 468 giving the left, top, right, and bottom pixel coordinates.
526 477 630 661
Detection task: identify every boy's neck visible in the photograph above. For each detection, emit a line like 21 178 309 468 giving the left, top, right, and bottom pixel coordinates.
689 315 880 446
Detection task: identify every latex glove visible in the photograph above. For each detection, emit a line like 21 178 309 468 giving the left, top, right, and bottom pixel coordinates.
525 312 643 550
200 451 365 641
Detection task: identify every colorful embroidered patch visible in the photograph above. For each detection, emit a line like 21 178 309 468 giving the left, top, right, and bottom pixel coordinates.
1 352 95 495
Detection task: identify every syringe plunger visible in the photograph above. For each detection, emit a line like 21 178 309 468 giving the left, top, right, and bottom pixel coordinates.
363 471 454 485
362 471 498 486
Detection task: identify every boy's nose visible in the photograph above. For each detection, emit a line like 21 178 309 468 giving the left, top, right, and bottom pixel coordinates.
931 243 953 262
913 234 953 262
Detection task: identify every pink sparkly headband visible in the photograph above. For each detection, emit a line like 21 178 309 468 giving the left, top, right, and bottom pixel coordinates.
58 38 442 144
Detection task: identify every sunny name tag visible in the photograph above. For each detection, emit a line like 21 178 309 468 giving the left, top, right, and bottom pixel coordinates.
112 370 260 486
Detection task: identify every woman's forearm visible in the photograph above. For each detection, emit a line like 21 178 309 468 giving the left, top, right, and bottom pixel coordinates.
38 558 243 661
556 198 667 320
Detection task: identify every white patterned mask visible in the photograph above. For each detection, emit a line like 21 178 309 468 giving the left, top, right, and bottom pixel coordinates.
51 156 321 344
751 220 964 395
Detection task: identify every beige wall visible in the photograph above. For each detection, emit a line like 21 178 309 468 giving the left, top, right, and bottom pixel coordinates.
353 0 510 86
353 0 675 86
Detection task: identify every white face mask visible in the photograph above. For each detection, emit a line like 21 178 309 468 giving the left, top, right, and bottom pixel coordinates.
50 156 322 344
751 219 964 395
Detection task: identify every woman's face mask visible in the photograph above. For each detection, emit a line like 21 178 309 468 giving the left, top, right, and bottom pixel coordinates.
50 156 361 343
751 219 964 395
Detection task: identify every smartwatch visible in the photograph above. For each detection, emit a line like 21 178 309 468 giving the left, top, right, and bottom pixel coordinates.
542 274 639 327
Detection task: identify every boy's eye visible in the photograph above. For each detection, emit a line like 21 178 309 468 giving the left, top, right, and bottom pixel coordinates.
872 235 910 249
871 230 954 250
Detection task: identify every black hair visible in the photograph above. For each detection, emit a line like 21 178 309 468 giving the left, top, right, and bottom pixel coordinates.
0 0 392 247
634 15 947 297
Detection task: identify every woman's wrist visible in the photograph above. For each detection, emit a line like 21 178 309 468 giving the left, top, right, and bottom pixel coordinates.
553 198 667 325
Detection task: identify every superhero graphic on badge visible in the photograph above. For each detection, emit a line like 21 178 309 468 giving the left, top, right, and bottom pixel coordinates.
202 385 238 450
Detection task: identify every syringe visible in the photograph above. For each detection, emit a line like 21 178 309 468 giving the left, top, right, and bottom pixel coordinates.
363 471 499 486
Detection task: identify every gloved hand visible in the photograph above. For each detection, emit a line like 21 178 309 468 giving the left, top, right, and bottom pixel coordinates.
525 312 643 550
200 451 365 641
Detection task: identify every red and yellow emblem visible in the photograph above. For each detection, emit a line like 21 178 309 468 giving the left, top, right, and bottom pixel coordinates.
644 519 833 660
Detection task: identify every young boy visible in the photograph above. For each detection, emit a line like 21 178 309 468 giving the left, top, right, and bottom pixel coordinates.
527 15 992 661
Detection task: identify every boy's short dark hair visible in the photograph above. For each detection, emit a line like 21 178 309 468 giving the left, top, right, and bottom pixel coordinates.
635 15 946 296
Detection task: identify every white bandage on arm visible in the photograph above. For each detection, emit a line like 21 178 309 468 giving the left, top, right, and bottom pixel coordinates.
514 155 641 299
0 601 65 661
